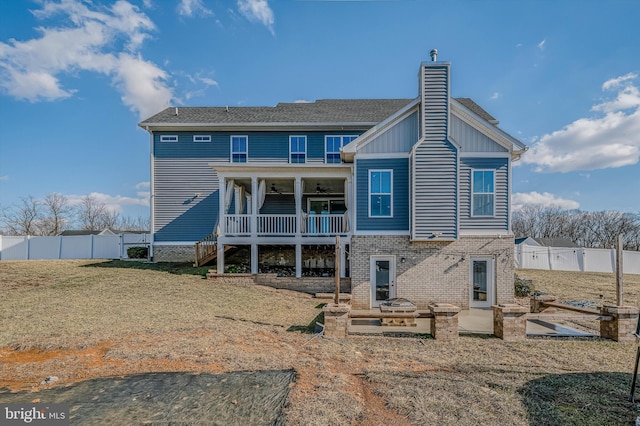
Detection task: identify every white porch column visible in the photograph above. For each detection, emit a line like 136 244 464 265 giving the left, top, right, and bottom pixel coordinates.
251 177 258 238
346 176 353 231
251 243 259 274
217 243 225 274
295 177 302 237
218 176 226 236
295 244 302 278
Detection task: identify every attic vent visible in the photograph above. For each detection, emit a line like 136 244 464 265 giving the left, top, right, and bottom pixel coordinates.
175 107 178 116
430 48 438 62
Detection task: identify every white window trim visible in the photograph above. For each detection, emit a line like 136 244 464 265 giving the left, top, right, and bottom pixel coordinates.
368 169 393 218
289 135 307 164
230 135 248 163
160 135 178 142
193 135 211 142
325 135 357 163
471 169 496 217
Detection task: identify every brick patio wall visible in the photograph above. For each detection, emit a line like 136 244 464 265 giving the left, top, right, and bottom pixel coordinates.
350 235 515 310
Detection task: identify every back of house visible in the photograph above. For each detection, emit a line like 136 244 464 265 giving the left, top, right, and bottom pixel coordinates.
139 50 527 310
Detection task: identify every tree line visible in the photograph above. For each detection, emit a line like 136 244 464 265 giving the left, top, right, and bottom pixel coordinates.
0 193 149 236
512 205 640 251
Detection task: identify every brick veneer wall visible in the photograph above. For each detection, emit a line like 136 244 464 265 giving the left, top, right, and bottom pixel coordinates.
350 235 515 310
153 245 195 262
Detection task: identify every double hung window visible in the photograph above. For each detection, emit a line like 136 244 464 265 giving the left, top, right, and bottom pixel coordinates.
325 135 357 163
231 136 248 163
369 170 393 217
289 136 307 164
472 170 495 216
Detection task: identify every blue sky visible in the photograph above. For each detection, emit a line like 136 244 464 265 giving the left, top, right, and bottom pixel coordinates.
1 0 639 221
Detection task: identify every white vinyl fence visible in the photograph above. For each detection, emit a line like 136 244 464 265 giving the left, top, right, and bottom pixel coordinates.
515 244 640 275
0 234 150 261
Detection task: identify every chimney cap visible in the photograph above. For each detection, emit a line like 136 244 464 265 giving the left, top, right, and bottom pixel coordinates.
429 49 438 62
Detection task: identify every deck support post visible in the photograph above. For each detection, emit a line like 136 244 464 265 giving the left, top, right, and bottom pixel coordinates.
251 244 258 274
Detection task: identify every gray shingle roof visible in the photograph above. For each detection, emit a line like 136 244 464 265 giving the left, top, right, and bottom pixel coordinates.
139 99 415 125
455 98 498 123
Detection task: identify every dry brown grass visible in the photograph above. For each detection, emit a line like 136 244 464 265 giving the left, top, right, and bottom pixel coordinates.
517 268 640 306
1 261 640 425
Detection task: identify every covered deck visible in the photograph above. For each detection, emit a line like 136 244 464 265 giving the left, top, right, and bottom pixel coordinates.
208 164 354 276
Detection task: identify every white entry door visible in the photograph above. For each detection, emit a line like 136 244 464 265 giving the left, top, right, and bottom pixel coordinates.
370 256 396 308
470 258 494 308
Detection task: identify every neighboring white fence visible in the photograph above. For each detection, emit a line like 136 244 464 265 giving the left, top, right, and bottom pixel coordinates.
0 234 150 261
515 244 640 274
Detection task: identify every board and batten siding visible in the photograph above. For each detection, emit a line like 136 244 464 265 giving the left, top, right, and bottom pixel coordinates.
360 111 419 154
450 114 508 153
411 62 458 240
356 158 409 231
459 158 509 231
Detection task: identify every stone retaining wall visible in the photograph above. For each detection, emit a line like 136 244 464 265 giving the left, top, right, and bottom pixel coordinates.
205 272 352 295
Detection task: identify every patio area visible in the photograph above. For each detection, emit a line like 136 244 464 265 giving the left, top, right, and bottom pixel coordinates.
347 308 594 338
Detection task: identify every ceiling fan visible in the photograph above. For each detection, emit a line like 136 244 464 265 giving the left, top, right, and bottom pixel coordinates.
270 184 283 194
315 183 330 194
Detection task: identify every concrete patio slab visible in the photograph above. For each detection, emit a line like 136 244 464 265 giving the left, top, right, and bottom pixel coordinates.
347 308 595 338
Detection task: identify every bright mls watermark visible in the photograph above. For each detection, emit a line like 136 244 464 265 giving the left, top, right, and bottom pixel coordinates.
1 404 69 425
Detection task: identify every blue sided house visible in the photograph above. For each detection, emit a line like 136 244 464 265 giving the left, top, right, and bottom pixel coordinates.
139 50 527 310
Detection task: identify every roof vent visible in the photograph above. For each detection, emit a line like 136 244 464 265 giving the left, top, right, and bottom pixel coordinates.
175 107 178 116
430 49 438 62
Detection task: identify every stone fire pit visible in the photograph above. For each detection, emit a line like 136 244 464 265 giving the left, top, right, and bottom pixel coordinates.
379 298 418 326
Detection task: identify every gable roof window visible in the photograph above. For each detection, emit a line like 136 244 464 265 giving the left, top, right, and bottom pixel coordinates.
231 136 248 163
472 170 495 216
369 169 393 217
325 135 357 164
290 136 307 164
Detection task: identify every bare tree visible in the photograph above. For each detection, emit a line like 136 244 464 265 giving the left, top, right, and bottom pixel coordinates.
0 196 42 235
513 205 640 250
117 215 150 231
39 193 74 235
78 195 109 230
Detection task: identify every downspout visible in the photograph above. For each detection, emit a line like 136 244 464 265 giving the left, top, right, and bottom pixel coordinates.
147 125 155 260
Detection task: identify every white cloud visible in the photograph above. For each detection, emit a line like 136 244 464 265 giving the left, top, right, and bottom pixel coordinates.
112 53 172 118
0 0 173 118
537 39 546 50
522 73 640 172
512 192 580 211
67 191 149 214
177 0 213 17
0 175 9 181
294 99 310 103
237 0 274 34
490 92 500 100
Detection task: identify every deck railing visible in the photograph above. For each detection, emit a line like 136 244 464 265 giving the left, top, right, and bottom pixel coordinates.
257 214 297 235
222 213 347 236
